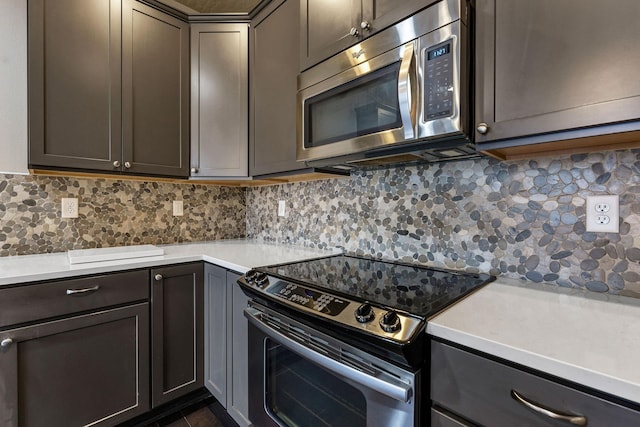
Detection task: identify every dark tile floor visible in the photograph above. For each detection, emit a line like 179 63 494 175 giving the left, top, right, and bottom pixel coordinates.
144 399 232 427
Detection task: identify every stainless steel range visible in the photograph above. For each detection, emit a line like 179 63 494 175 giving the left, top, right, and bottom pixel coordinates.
238 254 494 427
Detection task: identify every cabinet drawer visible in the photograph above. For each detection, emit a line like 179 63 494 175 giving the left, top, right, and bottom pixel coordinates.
431 341 640 426
0 270 149 329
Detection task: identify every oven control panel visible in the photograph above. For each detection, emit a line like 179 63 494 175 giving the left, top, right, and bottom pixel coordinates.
267 280 349 316
239 270 424 343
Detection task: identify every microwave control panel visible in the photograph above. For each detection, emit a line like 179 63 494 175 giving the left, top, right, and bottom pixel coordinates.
424 40 453 121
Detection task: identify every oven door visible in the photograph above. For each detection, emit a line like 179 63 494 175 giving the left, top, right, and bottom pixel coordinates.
297 41 418 163
245 303 420 427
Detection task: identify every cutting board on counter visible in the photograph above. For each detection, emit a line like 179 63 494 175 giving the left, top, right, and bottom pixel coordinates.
67 245 165 264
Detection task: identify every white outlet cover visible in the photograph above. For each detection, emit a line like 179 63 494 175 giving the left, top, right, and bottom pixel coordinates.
61 198 78 218
173 200 184 216
278 200 286 217
586 195 619 233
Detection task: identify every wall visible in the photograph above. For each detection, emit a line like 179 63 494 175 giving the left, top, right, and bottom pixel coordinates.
0 174 247 256
247 150 640 298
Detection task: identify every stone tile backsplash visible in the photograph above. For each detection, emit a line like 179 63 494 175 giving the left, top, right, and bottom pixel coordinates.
0 174 246 256
3 149 640 297
247 150 640 298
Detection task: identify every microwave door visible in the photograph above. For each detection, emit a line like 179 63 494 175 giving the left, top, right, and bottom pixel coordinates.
297 42 419 163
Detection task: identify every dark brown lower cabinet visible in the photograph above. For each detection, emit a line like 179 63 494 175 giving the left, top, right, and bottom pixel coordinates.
431 340 640 426
151 263 204 407
0 303 150 427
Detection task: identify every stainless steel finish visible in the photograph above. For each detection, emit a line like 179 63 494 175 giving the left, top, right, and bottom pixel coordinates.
398 42 416 140
297 0 474 167
416 20 468 140
477 122 489 134
124 161 132 169
298 0 466 89
66 285 100 295
360 20 371 31
113 160 121 168
511 390 588 426
239 275 424 343
349 27 359 37
245 305 413 403
154 274 163 281
1 338 13 347
190 167 198 174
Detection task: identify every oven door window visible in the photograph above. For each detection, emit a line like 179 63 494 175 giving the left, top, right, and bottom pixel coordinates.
265 339 366 427
304 62 402 148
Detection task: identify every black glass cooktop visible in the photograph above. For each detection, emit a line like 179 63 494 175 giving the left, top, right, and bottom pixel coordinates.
258 254 494 318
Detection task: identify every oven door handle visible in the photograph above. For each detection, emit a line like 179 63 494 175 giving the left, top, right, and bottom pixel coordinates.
398 41 416 140
245 307 412 403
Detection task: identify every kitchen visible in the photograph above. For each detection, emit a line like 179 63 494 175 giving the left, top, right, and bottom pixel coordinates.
1 0 640 426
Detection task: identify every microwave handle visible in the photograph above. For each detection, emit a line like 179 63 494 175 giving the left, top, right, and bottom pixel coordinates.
398 42 416 139
244 306 412 403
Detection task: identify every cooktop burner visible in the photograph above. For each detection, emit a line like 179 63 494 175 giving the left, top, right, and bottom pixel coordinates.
258 254 494 318
239 254 494 368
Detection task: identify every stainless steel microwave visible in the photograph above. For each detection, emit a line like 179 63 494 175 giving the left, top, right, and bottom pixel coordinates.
297 0 477 169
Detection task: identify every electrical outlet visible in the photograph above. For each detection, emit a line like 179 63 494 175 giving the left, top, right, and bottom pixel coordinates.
586 195 619 233
173 200 184 217
278 200 286 217
61 198 78 218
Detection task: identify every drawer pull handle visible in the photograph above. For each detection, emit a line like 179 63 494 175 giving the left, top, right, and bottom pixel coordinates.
66 285 100 295
1 338 13 347
511 390 587 426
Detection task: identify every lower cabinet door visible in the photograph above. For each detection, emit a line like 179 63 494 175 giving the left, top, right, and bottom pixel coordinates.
0 303 150 427
151 263 204 407
204 263 227 406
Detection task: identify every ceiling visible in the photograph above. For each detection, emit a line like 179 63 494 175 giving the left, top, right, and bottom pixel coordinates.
158 0 263 14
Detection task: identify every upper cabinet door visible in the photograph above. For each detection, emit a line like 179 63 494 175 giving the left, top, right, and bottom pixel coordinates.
362 0 433 35
251 0 307 176
190 23 249 178
475 0 640 148
122 0 190 177
300 0 361 71
28 0 122 172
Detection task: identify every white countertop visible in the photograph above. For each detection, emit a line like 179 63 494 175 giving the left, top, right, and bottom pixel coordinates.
0 239 340 286
2 243 638 406
427 277 640 406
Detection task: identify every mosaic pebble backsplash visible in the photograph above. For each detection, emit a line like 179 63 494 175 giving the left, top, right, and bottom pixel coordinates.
247 150 640 298
0 174 246 256
3 149 640 298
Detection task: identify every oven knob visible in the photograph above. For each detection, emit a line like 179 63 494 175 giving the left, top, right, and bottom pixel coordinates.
355 303 375 323
245 269 258 283
379 310 401 333
255 272 269 288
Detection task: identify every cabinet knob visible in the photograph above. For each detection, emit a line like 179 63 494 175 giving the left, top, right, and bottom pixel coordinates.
124 161 132 169
154 274 163 281
113 160 121 168
191 167 198 174
476 123 489 135
1 338 13 348
360 21 371 31
349 27 359 37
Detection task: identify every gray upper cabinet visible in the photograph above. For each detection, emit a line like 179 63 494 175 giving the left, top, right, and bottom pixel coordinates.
122 0 190 177
28 0 122 172
250 0 307 176
299 0 431 71
28 0 190 178
190 23 249 178
475 0 640 158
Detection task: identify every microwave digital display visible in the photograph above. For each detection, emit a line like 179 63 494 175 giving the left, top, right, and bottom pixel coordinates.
427 43 450 60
